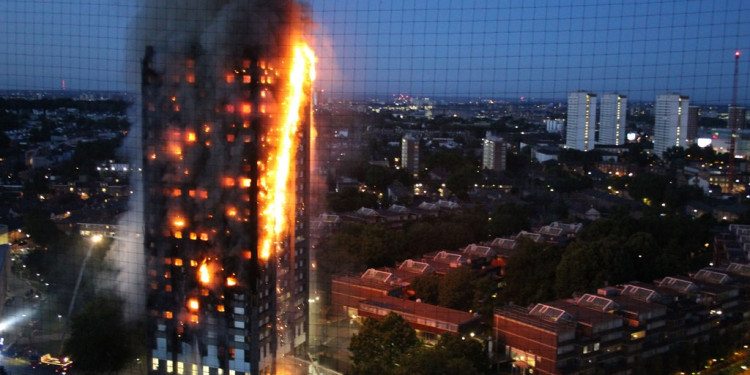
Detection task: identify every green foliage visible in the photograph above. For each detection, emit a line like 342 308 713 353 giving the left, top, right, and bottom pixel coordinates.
438 267 478 310
326 188 379 212
349 313 420 375
64 295 142 374
501 240 561 305
319 223 406 272
552 215 713 297
410 273 440 304
554 241 607 298
350 315 490 375
424 149 481 199
395 334 489 375
364 164 392 191
624 172 702 212
488 203 530 237
425 149 468 173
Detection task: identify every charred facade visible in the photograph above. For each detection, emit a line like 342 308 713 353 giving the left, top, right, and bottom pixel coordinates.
140 4 313 374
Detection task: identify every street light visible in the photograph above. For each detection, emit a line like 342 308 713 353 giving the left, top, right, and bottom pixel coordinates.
58 234 103 354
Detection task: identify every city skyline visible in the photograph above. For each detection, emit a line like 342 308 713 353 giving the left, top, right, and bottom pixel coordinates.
0 1 749 103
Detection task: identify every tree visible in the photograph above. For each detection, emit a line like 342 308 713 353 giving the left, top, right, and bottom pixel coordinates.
394 334 489 375
64 295 142 374
438 267 478 310
554 241 607 298
410 273 440 304
501 240 561 305
488 203 530 237
349 313 419 375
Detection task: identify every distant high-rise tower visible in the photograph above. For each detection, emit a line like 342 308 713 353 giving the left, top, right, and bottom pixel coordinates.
566 91 597 151
654 94 690 157
687 106 700 144
728 106 746 130
599 94 627 146
139 3 314 375
482 133 507 172
401 134 420 176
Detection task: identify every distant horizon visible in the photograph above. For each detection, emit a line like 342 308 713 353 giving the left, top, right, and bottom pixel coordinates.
0 88 744 108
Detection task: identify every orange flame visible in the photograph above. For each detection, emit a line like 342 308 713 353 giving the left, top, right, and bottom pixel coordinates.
198 262 210 285
227 276 238 287
188 298 199 311
258 44 315 260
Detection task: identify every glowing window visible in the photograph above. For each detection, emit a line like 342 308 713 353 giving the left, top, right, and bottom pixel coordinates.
152 358 159 371
188 298 199 311
166 360 173 373
165 311 173 319
174 231 182 239
200 233 209 241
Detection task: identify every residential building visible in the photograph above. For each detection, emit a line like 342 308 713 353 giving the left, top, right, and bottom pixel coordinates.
728 106 746 130
482 132 507 171
654 94 689 157
687 106 700 142
141 26 313 375
401 134 420 177
566 91 597 151
599 94 627 146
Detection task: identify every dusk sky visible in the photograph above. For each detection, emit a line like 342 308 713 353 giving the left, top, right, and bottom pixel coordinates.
1 0 749 103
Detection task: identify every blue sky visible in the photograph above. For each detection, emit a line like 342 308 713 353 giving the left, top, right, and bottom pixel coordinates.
1 0 749 103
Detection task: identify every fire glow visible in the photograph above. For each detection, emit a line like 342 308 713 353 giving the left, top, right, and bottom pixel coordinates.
198 261 210 285
258 44 315 261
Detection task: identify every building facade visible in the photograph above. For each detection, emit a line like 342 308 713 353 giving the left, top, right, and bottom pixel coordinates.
654 94 689 158
566 92 597 151
687 106 700 143
482 133 507 172
140 11 313 375
401 134 420 177
599 94 627 146
728 106 746 130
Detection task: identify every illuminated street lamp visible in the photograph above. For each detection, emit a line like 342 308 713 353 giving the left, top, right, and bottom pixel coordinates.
59 234 103 353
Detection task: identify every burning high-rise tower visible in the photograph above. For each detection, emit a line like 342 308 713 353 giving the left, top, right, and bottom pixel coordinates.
137 1 315 374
